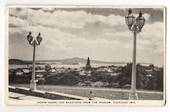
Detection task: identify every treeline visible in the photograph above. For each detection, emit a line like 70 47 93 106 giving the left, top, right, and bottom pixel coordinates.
9 64 163 91
118 63 163 91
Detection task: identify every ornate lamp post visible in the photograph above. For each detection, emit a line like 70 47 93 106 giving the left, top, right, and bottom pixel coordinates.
125 9 145 100
27 32 42 90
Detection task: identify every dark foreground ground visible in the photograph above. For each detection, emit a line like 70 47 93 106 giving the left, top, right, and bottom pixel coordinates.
11 84 163 100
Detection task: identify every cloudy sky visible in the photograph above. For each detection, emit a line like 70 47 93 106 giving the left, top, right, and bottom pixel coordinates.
8 7 164 66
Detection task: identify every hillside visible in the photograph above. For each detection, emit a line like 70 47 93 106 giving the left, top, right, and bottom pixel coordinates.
9 59 31 65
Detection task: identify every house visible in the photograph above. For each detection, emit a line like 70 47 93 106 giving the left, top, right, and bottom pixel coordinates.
110 72 120 76
16 71 23 76
22 68 30 74
51 68 56 73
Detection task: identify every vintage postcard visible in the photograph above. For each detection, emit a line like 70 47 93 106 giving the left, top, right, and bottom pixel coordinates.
5 5 166 106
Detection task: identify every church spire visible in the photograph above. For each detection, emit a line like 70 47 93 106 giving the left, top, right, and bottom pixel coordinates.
86 57 91 70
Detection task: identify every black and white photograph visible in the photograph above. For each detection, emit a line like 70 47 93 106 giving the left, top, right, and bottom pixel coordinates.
6 6 165 106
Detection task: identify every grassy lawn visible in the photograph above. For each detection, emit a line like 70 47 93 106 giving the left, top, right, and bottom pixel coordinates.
11 84 163 100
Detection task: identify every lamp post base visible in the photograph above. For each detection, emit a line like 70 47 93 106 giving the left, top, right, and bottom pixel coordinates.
30 80 37 91
129 92 138 100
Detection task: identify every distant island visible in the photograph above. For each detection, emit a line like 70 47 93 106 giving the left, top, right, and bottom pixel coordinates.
9 57 126 65
9 57 151 65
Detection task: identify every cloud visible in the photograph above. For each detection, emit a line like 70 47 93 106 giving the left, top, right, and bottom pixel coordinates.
9 16 28 27
138 22 164 50
9 8 127 29
8 8 164 66
9 8 28 19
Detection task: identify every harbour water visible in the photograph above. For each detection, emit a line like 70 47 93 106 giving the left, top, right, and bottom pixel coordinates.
9 63 126 69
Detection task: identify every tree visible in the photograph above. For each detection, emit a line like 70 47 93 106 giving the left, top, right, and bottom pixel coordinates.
44 64 51 77
45 71 80 85
118 63 132 87
136 65 148 89
157 68 163 91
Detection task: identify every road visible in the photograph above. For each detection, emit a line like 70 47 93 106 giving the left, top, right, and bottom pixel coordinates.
11 84 164 100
